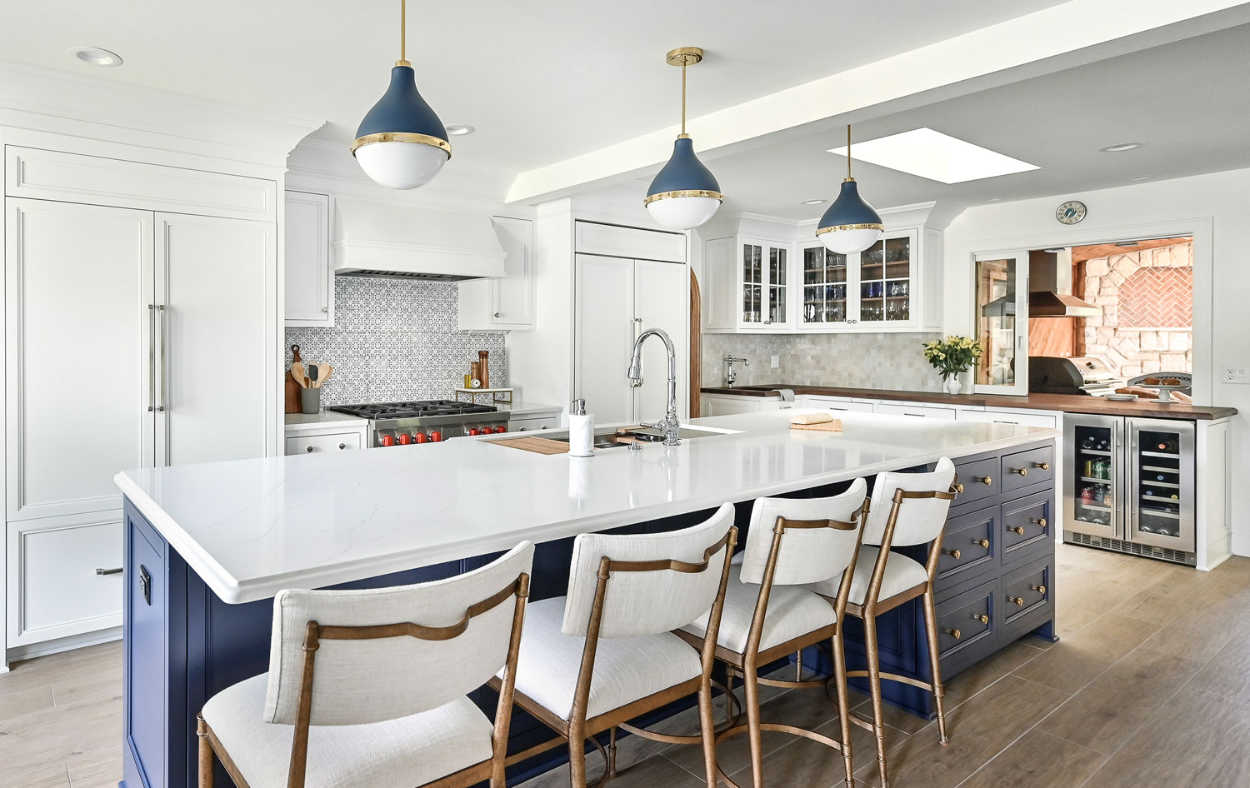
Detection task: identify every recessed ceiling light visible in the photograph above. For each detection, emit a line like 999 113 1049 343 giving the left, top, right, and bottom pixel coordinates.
802 198 826 205
986 197 1002 202
1131 175 1150 181
445 124 475 136
1101 142 1141 153
828 128 1038 184
67 46 123 67
1043 248 1065 254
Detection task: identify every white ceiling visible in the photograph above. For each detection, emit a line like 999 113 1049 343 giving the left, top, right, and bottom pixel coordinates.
0 0 1071 174
681 23 1250 220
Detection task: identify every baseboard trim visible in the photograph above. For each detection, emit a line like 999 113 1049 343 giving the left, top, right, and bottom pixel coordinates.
6 625 122 664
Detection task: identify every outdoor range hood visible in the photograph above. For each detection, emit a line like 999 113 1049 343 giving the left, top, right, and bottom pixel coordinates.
1028 248 1100 318
333 199 507 281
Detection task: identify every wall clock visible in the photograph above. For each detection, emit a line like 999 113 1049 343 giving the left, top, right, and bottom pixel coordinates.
1056 200 1087 225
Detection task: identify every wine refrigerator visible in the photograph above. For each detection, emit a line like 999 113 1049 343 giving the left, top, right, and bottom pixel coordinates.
1063 414 1196 564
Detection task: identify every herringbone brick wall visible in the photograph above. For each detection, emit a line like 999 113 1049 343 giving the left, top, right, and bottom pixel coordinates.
1119 268 1193 328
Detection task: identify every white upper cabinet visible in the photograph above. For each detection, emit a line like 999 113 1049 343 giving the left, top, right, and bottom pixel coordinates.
739 238 793 331
459 216 535 331
284 191 333 327
797 229 921 330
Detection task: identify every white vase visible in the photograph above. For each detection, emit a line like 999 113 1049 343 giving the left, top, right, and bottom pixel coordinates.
944 375 962 396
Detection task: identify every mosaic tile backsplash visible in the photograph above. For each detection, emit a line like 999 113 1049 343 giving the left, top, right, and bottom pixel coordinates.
284 277 506 406
701 332 943 391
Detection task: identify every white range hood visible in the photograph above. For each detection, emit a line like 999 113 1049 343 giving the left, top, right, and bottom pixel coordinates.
333 199 507 281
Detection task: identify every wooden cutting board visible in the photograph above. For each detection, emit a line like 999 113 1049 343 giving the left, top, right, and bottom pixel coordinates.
491 437 571 455
790 419 844 433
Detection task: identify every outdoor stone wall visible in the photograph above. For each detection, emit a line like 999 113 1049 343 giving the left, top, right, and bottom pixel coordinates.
1084 242 1192 379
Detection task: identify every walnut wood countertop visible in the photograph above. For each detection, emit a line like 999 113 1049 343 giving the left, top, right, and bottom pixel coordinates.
700 385 1237 421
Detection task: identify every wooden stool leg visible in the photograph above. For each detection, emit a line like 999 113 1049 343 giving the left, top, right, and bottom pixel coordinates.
196 715 214 788
921 589 950 745
696 677 718 788
743 661 765 788
863 614 890 788
830 634 857 788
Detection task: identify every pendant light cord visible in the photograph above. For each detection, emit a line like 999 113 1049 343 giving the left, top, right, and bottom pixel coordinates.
846 125 852 181
681 60 688 135
401 0 406 62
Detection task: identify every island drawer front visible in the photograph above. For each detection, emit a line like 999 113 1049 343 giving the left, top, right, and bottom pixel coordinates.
937 506 997 586
285 432 362 455
875 402 958 420
1000 445 1054 494
952 458 999 507
1002 558 1052 628
1002 491 1053 562
510 415 559 432
935 579 996 661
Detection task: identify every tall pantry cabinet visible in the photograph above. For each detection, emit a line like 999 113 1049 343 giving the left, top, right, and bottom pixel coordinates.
4 145 279 654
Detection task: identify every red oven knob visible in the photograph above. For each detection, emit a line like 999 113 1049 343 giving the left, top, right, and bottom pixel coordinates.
414 432 428 444
468 428 480 436
494 425 507 434
397 433 411 445
380 434 395 447
429 430 443 442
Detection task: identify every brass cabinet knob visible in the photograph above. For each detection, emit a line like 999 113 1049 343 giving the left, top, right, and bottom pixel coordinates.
1031 517 1048 527
948 628 962 639
946 548 962 560
1008 526 1026 535
1035 461 1050 471
977 476 993 486
1031 584 1047 595
1009 596 1026 606
1010 467 1028 477
972 613 990 624
954 483 965 494
975 538 990 549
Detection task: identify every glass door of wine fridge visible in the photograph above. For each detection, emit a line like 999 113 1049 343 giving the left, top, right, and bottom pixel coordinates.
1063 414 1122 540
1127 418 1196 552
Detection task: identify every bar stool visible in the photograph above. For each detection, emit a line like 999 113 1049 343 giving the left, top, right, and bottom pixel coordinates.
195 542 534 788
501 503 737 788
808 458 958 788
679 479 869 788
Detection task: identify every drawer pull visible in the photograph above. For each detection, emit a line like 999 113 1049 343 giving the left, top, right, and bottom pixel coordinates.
1031 517 1048 528
945 548 962 560
972 613 990 624
975 538 990 549
1034 461 1050 471
977 476 993 486
338 443 347 450
1031 584 1048 595
954 483 965 494
1008 526 1025 535
1009 596 1026 606
1010 467 1028 477
947 628 962 640
95 567 123 576
305 446 314 453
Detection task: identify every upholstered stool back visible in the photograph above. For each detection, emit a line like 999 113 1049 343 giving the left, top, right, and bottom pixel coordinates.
262 542 534 726
862 458 957 547
737 478 868 586
560 503 736 639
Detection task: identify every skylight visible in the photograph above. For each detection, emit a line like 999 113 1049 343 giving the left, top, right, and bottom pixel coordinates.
828 128 1038 184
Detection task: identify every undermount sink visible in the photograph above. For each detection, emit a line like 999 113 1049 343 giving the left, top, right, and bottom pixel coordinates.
548 425 729 449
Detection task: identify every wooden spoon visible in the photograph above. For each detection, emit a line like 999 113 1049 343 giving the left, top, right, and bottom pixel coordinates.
316 363 333 386
291 361 307 387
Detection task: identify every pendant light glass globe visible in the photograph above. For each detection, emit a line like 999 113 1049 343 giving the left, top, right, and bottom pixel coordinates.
817 126 883 254
352 1 451 190
644 48 723 230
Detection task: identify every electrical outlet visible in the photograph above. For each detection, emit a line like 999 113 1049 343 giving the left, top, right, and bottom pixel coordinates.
1223 366 1250 384
770 355 780 369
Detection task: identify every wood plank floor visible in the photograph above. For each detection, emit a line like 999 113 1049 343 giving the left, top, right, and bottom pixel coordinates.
2 543 1247 788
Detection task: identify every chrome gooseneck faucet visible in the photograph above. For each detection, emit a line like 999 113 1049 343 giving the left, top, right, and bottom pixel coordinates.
626 327 681 446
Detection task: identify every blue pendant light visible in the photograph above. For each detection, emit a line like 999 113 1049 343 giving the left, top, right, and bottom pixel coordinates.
352 0 450 190
817 125 883 254
645 47 723 230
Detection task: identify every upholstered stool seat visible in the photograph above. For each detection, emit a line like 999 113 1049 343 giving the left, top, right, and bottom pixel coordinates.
807 545 929 605
683 565 836 653
202 675 494 788
510 597 703 721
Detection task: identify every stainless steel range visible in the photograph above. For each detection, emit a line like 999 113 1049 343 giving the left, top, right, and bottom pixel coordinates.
328 400 509 447
1028 356 1127 396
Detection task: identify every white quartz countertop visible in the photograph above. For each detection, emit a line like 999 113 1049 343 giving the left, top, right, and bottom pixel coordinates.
284 412 367 429
116 410 1055 604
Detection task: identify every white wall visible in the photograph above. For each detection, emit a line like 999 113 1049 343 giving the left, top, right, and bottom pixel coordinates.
943 168 1250 554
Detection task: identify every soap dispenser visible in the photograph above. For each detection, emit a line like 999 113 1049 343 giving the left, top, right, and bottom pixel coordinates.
568 399 595 458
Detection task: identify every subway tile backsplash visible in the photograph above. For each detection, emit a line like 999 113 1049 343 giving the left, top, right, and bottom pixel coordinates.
284 277 505 406
701 332 943 391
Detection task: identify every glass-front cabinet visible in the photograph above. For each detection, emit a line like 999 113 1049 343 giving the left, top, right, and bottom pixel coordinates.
797 230 918 330
973 251 1029 395
740 238 790 329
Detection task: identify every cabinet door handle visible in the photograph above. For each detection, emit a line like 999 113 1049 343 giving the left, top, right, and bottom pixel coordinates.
1031 517 1048 527
338 443 347 450
972 613 990 624
947 628 962 640
977 476 993 486
96 567 123 576
975 538 990 549
954 483 965 494
305 446 314 453
1031 584 1047 595
494 312 502 318
1009 596 1025 606
1034 461 1050 471
156 305 167 413
763 319 772 324
1010 467 1028 477
1008 526 1026 535
140 565 152 606
321 306 329 313
147 305 156 412
945 548 961 559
